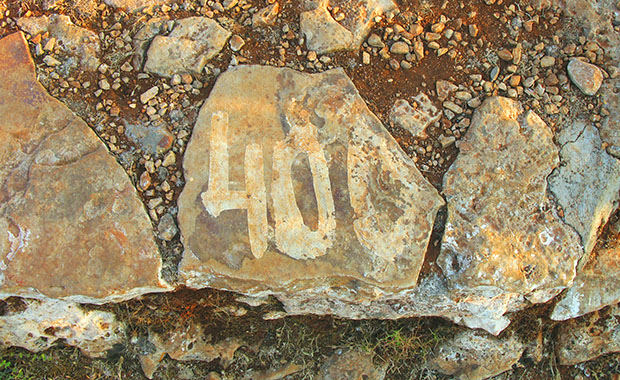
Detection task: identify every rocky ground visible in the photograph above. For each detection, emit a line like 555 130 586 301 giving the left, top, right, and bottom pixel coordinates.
0 0 620 379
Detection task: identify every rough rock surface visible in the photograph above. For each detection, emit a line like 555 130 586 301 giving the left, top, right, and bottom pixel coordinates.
430 330 525 380
132 17 169 70
139 322 242 379
0 298 124 358
316 349 387 380
552 218 620 320
330 0 397 47
438 97 583 304
300 6 354 53
556 303 620 365
144 17 231 77
549 123 620 256
567 58 604 96
0 32 168 302
178 65 444 312
104 0 168 11
16 14 100 70
389 94 440 138
300 0 396 53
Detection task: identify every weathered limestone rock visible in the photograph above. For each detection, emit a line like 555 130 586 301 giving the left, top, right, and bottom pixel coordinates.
144 17 231 77
330 0 397 48
567 58 604 96
438 97 583 304
300 0 396 54
104 0 169 11
316 349 387 380
132 17 169 70
17 14 100 70
556 303 620 365
552 218 620 320
0 298 124 358
300 6 353 53
139 322 242 379
178 65 444 311
436 80 459 101
0 32 168 303
430 330 525 380
389 94 440 138
549 123 620 256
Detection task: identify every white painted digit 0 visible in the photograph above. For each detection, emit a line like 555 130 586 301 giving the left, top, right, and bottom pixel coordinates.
271 119 336 260
201 111 336 260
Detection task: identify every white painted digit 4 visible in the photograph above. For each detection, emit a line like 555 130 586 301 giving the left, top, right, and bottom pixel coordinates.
201 111 268 259
201 111 336 260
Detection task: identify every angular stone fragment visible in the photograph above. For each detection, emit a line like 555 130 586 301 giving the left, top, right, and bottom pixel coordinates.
430 330 525 380
139 322 242 379
300 6 353 54
144 17 231 77
436 79 458 101
104 0 168 11
17 14 100 70
0 32 168 302
552 217 620 320
300 0 396 53
389 94 440 138
549 123 620 256
438 97 583 304
178 65 443 309
253 3 280 27
0 298 125 357
132 17 168 70
329 0 397 48
567 58 604 96
556 303 620 365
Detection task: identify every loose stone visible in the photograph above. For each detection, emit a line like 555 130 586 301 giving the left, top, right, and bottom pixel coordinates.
390 41 409 54
567 58 604 96
140 86 159 104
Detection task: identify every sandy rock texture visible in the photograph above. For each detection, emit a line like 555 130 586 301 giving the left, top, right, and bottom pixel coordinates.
438 96 583 304
0 32 168 303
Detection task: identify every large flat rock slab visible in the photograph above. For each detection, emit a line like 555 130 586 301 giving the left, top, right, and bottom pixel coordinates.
438 97 583 304
0 32 169 303
178 65 444 307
